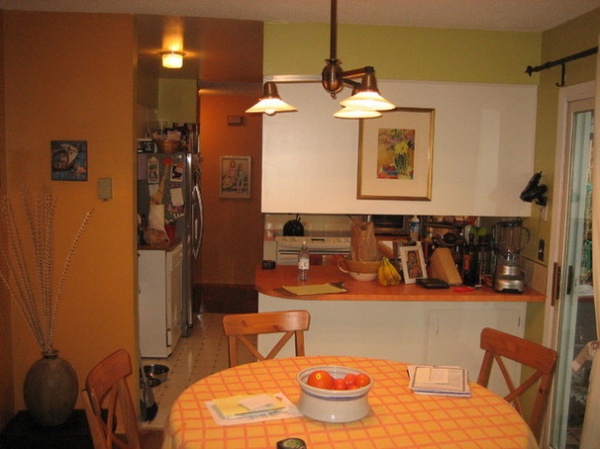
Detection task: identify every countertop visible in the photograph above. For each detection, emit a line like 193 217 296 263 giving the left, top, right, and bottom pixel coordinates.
256 264 544 302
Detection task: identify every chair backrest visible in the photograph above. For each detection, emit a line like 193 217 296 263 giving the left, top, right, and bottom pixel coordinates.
476 327 557 442
223 310 311 367
82 349 142 449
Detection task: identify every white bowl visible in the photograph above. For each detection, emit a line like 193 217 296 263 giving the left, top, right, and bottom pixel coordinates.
296 365 373 423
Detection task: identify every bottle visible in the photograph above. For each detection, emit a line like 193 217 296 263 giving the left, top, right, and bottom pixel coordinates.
409 215 420 241
298 241 310 281
462 234 479 286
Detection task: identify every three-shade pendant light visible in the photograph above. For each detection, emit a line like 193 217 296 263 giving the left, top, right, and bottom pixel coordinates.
245 0 395 119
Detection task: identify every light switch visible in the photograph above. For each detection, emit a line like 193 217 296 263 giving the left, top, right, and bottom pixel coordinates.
98 178 113 201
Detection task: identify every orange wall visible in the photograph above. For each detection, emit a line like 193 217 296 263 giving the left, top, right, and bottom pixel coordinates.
197 95 263 285
0 9 15 428
2 11 138 413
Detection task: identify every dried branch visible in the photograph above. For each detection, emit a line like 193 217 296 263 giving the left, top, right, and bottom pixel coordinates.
0 187 93 353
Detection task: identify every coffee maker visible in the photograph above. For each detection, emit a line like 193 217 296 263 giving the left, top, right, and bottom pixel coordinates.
493 218 530 293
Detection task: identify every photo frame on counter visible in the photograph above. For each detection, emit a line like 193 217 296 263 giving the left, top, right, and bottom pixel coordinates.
357 108 434 200
51 140 88 181
399 244 427 284
219 155 251 199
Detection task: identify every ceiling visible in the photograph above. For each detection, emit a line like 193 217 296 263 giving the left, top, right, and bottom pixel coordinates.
3 0 599 89
2 0 600 32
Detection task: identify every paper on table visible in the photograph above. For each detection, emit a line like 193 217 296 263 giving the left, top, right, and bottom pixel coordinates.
212 393 284 418
206 392 302 426
408 365 471 397
282 283 347 295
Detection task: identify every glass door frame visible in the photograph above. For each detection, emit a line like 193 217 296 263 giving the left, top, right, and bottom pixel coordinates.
544 81 595 448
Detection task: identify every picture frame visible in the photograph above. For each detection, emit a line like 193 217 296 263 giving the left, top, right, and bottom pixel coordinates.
51 140 88 181
399 244 427 284
357 107 435 200
219 155 251 199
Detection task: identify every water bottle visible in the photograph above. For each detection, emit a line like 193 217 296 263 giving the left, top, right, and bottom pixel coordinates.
298 241 310 281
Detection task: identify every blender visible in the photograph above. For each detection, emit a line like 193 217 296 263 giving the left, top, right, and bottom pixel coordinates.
493 218 530 293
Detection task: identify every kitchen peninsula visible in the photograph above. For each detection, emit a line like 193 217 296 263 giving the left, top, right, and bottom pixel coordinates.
256 264 544 394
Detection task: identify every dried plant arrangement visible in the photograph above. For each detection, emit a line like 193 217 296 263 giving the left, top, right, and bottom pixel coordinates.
0 186 93 353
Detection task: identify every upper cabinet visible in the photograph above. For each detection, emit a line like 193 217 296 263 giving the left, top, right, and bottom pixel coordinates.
262 80 537 217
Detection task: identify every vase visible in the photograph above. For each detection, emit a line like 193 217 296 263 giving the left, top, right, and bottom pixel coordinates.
23 349 79 427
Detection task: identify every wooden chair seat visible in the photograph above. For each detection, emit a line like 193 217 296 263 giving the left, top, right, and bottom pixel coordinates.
82 349 163 449
223 310 311 367
476 327 557 443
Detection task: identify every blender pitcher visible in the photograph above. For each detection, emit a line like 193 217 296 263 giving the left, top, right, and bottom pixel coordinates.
496 218 530 254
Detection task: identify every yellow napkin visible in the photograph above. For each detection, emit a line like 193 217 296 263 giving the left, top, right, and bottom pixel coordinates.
282 283 347 295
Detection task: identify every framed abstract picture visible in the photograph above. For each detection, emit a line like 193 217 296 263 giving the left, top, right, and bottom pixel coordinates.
219 156 251 199
357 108 435 200
51 140 88 181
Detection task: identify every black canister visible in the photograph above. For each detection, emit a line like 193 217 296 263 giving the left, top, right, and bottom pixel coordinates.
277 438 307 449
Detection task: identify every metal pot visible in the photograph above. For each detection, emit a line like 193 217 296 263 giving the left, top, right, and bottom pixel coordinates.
283 214 304 236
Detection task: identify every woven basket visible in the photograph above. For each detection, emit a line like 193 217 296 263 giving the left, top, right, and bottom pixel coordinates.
155 140 182 154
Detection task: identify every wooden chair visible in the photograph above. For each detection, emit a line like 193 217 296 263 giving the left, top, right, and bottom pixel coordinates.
476 327 557 442
82 349 163 449
223 310 311 367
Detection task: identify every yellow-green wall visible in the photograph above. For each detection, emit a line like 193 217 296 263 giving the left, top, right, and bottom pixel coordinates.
1 10 138 416
265 23 541 84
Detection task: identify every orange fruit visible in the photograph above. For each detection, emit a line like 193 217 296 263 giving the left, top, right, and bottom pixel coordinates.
307 370 334 389
354 373 371 387
344 373 357 386
333 378 347 390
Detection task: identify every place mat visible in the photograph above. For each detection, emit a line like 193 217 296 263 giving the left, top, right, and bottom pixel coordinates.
282 283 347 296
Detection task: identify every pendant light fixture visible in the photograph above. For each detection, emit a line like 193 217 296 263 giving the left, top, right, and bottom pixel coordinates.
246 0 395 119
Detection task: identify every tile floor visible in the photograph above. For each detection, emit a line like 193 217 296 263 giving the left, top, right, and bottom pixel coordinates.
140 312 254 429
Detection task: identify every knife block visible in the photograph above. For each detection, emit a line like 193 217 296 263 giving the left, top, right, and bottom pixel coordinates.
428 248 462 285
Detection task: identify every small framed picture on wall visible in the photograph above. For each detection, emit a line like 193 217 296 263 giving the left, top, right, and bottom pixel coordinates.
51 140 88 181
219 155 251 199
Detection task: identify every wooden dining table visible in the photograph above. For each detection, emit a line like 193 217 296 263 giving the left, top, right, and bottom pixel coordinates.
162 355 539 449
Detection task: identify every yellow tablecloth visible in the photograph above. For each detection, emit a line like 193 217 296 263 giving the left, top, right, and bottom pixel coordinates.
162 355 539 449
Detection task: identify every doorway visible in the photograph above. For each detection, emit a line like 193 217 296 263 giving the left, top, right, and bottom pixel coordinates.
547 84 596 448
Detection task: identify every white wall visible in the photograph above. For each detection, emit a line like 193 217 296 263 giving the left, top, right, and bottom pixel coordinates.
262 80 537 217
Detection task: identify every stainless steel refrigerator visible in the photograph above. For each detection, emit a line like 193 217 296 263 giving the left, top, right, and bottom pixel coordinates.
137 151 203 337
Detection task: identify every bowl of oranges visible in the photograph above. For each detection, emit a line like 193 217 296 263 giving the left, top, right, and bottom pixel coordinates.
296 366 373 422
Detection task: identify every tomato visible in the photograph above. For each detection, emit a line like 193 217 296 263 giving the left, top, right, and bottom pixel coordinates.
333 378 347 390
307 370 334 389
346 383 360 390
344 373 357 386
354 373 371 387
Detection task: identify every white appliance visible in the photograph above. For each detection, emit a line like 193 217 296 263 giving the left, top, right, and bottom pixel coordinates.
265 236 351 265
138 243 183 358
137 151 203 337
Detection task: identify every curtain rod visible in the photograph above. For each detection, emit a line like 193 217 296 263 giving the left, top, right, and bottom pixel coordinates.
525 46 598 87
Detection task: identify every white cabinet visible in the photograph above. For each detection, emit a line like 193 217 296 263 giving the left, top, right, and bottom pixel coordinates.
259 293 525 397
138 244 183 358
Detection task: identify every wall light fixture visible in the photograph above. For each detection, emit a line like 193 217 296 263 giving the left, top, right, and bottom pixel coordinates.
161 51 185 69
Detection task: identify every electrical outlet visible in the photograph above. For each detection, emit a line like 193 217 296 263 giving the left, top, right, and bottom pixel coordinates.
538 239 545 261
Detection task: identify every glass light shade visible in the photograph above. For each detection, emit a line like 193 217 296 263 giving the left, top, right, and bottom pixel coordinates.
162 52 184 69
333 107 382 119
339 91 395 111
245 98 298 115
245 82 298 115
